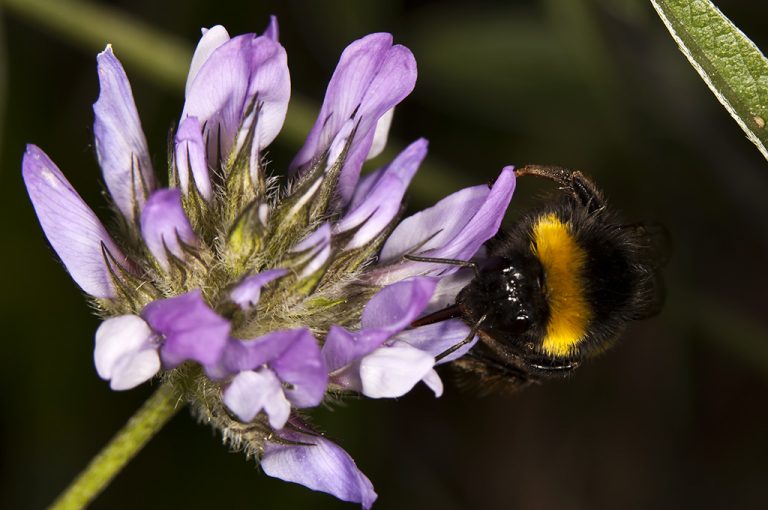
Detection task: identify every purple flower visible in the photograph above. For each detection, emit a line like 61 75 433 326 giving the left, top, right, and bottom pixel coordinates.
290 33 417 205
174 116 212 201
262 418 377 510
140 188 199 270
335 139 427 249
222 328 327 428
229 269 287 309
144 290 231 369
22 145 131 299
324 277 446 398
182 25 290 175
372 166 517 284
23 17 517 509
94 315 160 390
94 46 156 223
94 290 230 389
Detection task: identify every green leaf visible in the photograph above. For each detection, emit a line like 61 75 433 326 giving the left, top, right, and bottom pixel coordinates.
651 0 768 161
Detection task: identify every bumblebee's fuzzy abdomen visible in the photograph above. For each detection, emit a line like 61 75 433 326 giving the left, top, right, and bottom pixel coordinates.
529 213 592 357
558 204 654 354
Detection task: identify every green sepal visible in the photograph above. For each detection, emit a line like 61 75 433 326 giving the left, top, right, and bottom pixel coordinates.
100 241 160 314
222 98 267 225
180 181 215 240
167 124 178 188
163 239 210 293
308 121 359 220
226 199 269 274
317 215 399 293
265 124 358 259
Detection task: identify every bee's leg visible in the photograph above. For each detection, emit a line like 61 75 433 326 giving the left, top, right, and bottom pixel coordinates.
514 164 605 214
403 254 479 277
434 314 487 362
528 358 580 373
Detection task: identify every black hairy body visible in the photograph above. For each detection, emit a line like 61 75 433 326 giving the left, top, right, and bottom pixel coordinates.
414 166 666 394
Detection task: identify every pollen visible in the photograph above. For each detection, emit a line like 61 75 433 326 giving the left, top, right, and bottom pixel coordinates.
530 213 591 357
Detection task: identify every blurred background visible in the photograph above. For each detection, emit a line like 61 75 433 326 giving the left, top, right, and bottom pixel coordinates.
1 0 767 508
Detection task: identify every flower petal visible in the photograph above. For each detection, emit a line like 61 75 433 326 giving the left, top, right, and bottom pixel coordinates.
379 186 489 263
359 343 436 398
420 268 474 315
185 25 231 97
263 15 279 42
394 319 477 364
291 223 331 279
360 276 436 332
222 368 290 428
366 107 394 160
323 327 390 373
421 369 444 397
376 167 516 282
22 145 129 298
334 174 401 249
323 277 436 373
328 359 365 392
427 166 516 261
335 138 427 249
140 188 199 269
182 33 290 164
142 290 230 369
229 268 288 309
94 315 160 390
94 46 155 222
348 138 425 209
174 116 212 201
262 424 377 509
290 33 417 204
268 329 328 408
222 329 303 373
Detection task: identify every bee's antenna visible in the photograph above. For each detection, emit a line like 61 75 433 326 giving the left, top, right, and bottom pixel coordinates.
434 314 487 362
403 254 479 277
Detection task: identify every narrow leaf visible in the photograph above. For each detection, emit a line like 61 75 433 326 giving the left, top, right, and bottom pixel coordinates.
651 0 768 161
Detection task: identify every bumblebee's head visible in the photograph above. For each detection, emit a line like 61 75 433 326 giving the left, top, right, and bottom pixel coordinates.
456 248 550 351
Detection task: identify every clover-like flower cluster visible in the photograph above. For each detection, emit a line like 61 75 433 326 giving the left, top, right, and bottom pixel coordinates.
23 18 516 508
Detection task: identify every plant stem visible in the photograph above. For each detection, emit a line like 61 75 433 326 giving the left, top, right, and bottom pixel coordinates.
48 383 183 510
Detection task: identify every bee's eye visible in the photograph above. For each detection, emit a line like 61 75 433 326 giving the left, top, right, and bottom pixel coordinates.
491 313 531 338
514 315 532 333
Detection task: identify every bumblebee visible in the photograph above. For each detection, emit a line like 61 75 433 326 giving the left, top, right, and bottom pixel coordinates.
411 165 666 393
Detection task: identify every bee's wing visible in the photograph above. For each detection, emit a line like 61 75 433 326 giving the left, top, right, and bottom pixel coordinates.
622 221 670 320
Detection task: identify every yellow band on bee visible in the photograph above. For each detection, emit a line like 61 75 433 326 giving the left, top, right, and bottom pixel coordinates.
530 213 591 357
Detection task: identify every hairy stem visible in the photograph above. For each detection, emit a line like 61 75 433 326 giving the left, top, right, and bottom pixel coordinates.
48 383 183 510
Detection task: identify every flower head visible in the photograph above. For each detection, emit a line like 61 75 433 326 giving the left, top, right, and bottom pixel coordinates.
23 18 515 508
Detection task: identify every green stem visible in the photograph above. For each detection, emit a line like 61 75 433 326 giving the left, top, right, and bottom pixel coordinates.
48 383 183 510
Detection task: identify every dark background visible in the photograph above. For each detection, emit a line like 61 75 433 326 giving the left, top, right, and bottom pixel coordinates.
2 0 767 509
